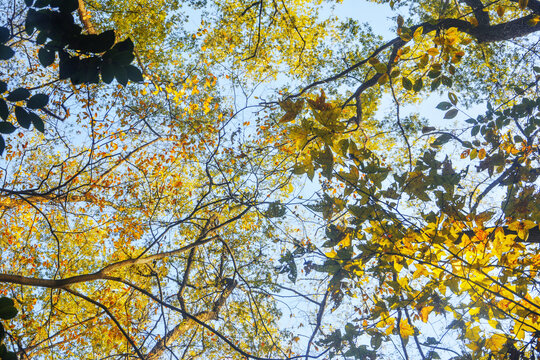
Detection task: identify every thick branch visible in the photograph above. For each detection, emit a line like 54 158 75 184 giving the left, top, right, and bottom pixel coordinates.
0 218 221 288
77 0 96 34
462 0 490 26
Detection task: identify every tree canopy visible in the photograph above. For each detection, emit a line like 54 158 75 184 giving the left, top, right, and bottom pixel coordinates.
0 0 539 359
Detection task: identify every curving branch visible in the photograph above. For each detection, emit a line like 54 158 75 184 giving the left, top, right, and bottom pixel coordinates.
0 217 221 288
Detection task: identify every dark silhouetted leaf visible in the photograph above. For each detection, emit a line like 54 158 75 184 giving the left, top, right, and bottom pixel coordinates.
114 38 134 53
6 88 30 101
115 65 128 86
0 306 17 320
59 0 78 13
0 122 16 134
38 47 55 67
101 61 114 83
0 297 13 308
29 112 45 133
113 51 135 65
0 99 8 121
0 45 14 60
27 94 49 109
33 0 49 7
15 106 31 129
125 65 143 82
0 27 9 44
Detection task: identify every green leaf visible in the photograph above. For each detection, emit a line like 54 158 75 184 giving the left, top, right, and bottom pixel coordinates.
6 88 30 102
471 125 480 136
444 109 458 119
26 94 49 109
0 122 16 134
435 101 452 110
38 47 55 67
432 133 452 146
0 45 14 60
370 333 383 350
402 77 413 90
427 70 441 78
15 106 31 129
0 99 8 121
125 65 144 82
265 201 286 218
441 75 452 87
0 27 9 44
431 77 441 90
413 78 423 92
0 135 4 155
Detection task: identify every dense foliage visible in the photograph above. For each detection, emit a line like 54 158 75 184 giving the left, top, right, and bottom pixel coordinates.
0 0 539 359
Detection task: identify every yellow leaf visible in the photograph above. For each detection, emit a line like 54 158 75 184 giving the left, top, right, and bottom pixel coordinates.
478 148 486 160
496 5 504 17
469 307 480 317
326 249 337 258
420 306 434 323
338 234 351 248
413 26 423 40
528 15 540 26
399 319 415 339
486 334 506 352
508 220 537 240
427 47 439 56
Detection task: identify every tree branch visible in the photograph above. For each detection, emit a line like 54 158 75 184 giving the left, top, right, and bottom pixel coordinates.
77 0 96 34
146 278 237 360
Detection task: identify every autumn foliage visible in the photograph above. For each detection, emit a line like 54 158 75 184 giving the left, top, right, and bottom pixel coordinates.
0 0 539 360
